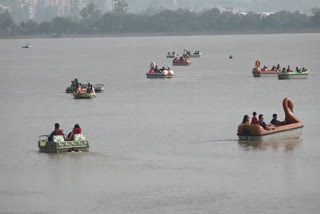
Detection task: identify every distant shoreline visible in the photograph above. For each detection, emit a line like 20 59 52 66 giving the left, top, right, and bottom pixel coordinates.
1 29 320 40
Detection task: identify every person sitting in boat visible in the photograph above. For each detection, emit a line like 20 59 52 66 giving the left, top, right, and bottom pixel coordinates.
251 112 259 124
296 67 301 73
87 83 93 93
301 67 307 72
287 65 292 72
168 51 171 55
282 67 287 73
173 51 175 55
259 114 271 130
194 50 199 54
241 115 250 125
179 56 184 61
270 113 281 126
261 66 267 71
271 65 276 71
67 124 81 141
160 66 166 73
276 64 281 71
154 65 159 73
48 123 64 141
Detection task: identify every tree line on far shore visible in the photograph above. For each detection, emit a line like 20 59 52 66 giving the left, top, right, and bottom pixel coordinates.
1 2 320 36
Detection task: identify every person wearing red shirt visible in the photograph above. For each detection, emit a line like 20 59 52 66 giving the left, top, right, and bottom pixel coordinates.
251 112 259 124
67 124 82 141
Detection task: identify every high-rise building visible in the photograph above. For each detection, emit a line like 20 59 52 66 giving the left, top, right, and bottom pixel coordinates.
106 0 114 12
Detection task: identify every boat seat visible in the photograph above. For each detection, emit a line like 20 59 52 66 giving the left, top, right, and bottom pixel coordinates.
73 134 86 141
53 135 65 143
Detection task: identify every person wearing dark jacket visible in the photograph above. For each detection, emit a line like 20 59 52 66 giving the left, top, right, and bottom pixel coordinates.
48 123 64 141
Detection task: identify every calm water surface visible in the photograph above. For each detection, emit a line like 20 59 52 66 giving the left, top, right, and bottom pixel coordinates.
0 34 320 214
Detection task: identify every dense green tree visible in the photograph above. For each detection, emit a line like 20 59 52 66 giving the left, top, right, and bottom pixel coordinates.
0 11 16 33
114 0 128 15
50 16 81 34
311 10 320 27
19 20 39 34
80 2 101 26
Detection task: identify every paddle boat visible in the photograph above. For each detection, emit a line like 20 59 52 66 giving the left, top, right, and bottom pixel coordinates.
252 60 278 77
73 88 96 99
172 56 191 66
66 83 104 93
147 62 174 78
184 48 201 58
38 133 89 153
22 44 32 48
278 69 309 79
166 51 177 58
66 79 104 93
237 98 303 141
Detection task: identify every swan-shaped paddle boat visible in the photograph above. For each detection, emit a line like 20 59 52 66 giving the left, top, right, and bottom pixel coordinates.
38 133 89 153
237 98 304 141
147 62 174 78
252 60 278 77
172 56 191 66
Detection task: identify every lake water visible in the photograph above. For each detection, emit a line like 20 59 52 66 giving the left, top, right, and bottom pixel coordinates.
0 33 320 214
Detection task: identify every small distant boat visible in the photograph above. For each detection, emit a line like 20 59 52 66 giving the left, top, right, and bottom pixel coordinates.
66 83 104 93
73 89 96 99
22 44 32 48
147 62 174 78
237 98 303 141
38 134 89 153
184 48 201 58
166 52 177 58
252 60 278 77
278 69 309 79
172 56 191 66
187 51 201 58
229 55 233 59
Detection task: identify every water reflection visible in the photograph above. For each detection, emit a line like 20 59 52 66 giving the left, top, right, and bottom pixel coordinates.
238 138 302 151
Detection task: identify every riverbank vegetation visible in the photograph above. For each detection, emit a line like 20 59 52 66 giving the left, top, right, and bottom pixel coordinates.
1 3 320 37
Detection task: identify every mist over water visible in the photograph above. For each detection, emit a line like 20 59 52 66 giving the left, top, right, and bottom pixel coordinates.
0 33 320 213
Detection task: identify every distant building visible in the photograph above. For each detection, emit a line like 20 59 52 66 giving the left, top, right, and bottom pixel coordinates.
0 4 12 14
106 0 114 12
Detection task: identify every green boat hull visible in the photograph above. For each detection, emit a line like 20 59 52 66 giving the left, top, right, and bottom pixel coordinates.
278 70 309 79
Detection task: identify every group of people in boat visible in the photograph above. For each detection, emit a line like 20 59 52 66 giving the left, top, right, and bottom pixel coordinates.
241 112 281 130
149 65 172 73
71 78 94 93
167 51 176 55
260 64 308 73
48 123 82 141
281 66 308 73
185 50 200 55
173 55 189 62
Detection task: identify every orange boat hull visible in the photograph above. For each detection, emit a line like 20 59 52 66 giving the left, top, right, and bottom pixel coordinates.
237 123 303 141
252 68 278 77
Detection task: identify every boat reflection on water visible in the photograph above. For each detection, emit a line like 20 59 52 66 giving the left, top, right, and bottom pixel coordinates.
238 138 302 151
